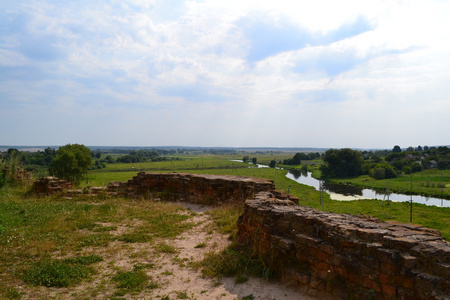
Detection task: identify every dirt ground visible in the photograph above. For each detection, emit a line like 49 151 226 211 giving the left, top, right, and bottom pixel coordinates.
16 202 316 300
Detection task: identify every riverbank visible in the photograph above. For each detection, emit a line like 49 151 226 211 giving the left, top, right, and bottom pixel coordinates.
327 169 450 200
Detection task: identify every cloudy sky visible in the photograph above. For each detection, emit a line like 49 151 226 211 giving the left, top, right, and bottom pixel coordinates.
1 0 449 149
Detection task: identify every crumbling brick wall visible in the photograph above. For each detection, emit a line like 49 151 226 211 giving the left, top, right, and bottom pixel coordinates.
238 192 450 299
107 172 276 204
31 177 72 196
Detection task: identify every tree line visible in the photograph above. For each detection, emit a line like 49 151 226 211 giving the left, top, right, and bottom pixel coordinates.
1 145 176 185
321 146 450 179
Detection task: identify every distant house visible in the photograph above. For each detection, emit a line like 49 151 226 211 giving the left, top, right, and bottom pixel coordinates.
405 154 415 160
428 160 438 168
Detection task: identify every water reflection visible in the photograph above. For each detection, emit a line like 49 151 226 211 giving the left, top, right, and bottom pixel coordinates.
286 170 450 207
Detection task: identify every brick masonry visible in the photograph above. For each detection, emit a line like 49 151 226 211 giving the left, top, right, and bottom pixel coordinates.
238 191 450 299
106 172 276 204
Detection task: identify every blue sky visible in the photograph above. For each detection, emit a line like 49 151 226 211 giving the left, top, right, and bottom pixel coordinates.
1 0 450 148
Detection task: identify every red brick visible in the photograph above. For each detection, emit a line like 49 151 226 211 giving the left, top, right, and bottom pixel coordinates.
378 273 394 284
393 276 413 289
363 277 381 292
382 284 397 297
315 250 327 261
320 243 334 254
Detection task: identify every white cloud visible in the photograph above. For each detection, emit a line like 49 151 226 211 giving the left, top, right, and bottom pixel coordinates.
1 0 449 147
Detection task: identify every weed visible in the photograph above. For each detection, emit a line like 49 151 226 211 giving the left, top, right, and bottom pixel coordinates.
156 241 178 254
175 289 197 299
161 270 174 276
194 242 207 248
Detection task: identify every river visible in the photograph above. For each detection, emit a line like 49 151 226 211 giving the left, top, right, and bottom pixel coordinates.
230 160 449 207
286 169 450 208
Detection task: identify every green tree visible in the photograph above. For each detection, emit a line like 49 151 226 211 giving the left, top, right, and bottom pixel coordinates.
392 145 402 153
49 144 92 184
252 157 257 164
268 160 277 168
320 148 363 178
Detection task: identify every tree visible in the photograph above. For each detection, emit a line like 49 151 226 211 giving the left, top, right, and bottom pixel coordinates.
252 157 257 164
269 160 277 168
320 148 363 178
292 153 302 165
392 145 402 153
49 144 92 184
282 152 302 165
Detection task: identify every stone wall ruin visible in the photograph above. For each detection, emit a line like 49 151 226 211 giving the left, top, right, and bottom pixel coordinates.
106 172 277 204
238 192 450 299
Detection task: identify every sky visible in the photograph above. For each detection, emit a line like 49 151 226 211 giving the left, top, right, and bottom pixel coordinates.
1 0 450 149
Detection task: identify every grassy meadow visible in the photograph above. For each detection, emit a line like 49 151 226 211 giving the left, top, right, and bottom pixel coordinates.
84 153 450 240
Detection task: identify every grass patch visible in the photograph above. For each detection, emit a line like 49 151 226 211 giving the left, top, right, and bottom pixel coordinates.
117 230 153 243
206 202 243 239
77 233 113 248
23 255 102 287
63 254 103 265
148 213 195 238
200 242 274 281
0 284 21 299
112 268 157 296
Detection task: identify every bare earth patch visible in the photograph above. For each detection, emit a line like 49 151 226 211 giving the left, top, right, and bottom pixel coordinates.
15 202 316 300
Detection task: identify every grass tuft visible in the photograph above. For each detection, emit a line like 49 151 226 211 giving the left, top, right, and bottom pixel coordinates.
23 255 102 287
200 242 274 281
112 269 157 296
156 241 178 254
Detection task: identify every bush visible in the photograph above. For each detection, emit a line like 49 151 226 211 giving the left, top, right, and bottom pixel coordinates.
371 167 385 179
369 164 397 179
402 166 412 174
411 162 423 173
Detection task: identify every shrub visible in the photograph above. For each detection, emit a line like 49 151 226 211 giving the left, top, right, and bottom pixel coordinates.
371 167 385 179
402 166 412 174
411 162 423 173
369 164 396 179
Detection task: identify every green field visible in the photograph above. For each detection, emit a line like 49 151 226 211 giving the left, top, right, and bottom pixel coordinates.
82 154 450 241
